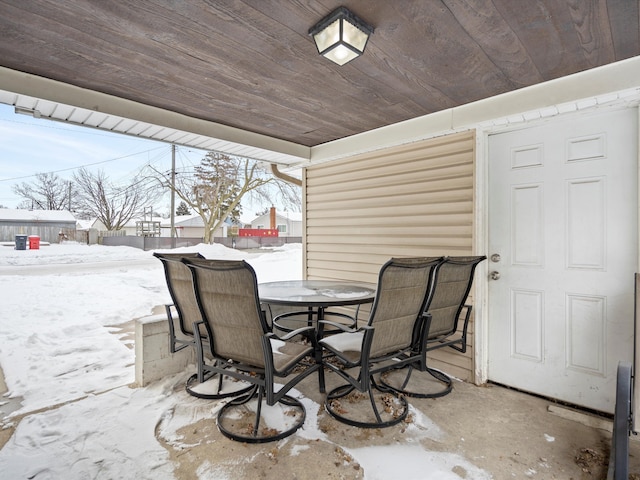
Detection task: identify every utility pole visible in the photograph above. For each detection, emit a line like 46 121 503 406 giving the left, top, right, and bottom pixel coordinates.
170 144 176 247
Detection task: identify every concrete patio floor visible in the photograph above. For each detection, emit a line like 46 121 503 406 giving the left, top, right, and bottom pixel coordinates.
159 367 640 480
2 360 640 479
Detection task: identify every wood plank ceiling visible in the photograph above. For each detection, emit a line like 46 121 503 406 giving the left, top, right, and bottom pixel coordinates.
0 0 637 148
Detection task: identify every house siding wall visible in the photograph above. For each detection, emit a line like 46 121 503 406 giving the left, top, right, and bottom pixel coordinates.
304 130 477 382
171 226 205 238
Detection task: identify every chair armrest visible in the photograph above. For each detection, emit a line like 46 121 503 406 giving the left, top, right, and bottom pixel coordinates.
318 320 361 335
192 320 205 335
266 326 316 341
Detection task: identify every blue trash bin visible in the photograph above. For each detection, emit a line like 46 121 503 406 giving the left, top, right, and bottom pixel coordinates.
15 234 27 250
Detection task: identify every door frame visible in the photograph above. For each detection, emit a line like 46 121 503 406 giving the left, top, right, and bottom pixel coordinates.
473 106 640 412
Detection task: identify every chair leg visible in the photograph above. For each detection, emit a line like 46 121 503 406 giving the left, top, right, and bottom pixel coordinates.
400 364 414 390
424 367 453 397
367 388 383 425
216 369 224 391
315 347 326 393
379 363 453 398
324 378 408 429
193 326 206 384
186 359 253 400
187 327 253 400
252 386 265 437
217 385 307 443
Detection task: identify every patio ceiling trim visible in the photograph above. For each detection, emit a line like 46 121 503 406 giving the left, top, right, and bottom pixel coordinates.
1 57 639 170
310 56 640 165
0 66 310 167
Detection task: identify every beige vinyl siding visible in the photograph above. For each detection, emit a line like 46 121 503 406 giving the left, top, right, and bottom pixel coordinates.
303 130 478 382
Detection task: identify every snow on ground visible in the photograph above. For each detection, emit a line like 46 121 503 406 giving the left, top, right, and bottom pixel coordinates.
0 242 489 479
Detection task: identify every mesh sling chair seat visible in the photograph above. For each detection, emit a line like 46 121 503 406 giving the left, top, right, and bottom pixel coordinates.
319 257 443 428
183 258 320 443
380 255 487 398
154 252 251 399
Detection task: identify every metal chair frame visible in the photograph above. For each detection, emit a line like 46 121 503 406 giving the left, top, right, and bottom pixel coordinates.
380 255 486 398
183 258 320 443
154 252 251 399
320 257 444 428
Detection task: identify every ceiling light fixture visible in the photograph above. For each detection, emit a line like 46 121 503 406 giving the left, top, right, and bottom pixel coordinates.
308 6 374 66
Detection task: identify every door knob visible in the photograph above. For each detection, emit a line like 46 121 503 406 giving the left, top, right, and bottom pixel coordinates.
490 271 500 280
491 254 501 263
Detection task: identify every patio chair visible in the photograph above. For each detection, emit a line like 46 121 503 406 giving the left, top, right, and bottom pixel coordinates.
183 258 320 443
319 257 443 428
380 255 486 398
154 252 250 399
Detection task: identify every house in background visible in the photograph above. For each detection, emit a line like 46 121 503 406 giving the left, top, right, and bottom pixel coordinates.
75 218 95 231
0 208 76 243
249 208 302 237
161 214 206 238
75 218 100 244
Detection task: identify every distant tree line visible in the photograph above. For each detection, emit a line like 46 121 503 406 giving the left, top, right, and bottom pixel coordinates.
12 150 301 243
12 168 160 231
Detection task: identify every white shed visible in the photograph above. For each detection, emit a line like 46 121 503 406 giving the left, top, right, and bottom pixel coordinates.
0 208 76 243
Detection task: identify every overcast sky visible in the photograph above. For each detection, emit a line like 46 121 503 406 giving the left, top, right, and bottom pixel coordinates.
0 104 209 214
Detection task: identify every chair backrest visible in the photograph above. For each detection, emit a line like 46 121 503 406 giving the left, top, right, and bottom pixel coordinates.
154 252 205 337
367 257 443 358
183 258 269 368
425 256 486 338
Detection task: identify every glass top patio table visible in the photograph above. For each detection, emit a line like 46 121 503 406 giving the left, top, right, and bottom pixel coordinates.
258 279 376 334
258 279 376 308
258 280 376 393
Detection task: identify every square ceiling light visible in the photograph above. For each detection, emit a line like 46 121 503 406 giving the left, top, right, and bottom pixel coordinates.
309 7 374 66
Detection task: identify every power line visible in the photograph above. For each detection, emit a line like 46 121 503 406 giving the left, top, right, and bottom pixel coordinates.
0 146 168 183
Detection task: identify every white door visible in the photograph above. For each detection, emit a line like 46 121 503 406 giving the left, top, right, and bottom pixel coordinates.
487 108 638 413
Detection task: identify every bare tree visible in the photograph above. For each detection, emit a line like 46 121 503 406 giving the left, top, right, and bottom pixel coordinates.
12 172 72 210
257 164 302 211
73 168 161 231
148 152 297 243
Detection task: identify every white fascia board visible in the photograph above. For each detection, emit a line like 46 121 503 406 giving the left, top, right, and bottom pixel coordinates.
310 56 640 164
452 56 640 127
0 66 310 164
